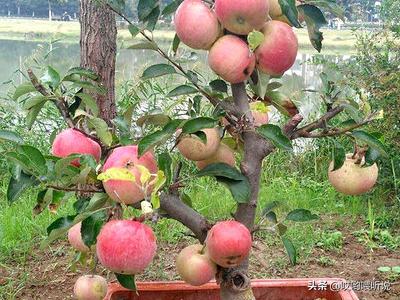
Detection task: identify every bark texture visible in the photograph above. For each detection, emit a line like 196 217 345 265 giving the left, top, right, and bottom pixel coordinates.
80 0 117 123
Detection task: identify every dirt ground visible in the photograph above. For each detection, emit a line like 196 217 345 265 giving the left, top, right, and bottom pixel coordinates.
1 220 399 300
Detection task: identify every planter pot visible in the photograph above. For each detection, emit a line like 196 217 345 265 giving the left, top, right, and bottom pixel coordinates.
105 278 359 300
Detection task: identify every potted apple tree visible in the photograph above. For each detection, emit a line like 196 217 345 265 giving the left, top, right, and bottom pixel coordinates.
1 0 387 299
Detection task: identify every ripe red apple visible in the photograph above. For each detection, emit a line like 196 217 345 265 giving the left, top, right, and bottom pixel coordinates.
255 20 298 77
328 153 379 195
176 244 217 286
102 145 158 204
174 0 221 50
215 0 269 35
250 101 269 127
205 220 252 268
74 275 107 300
96 220 157 274
51 128 101 167
68 222 90 253
208 35 255 84
196 143 235 170
177 128 220 161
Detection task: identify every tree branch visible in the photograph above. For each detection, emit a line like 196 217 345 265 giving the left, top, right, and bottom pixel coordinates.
27 68 76 128
290 105 344 139
47 184 104 193
105 3 240 119
160 192 211 243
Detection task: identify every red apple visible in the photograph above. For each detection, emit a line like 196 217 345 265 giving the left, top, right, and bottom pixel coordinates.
215 0 269 35
176 244 217 286
51 128 101 167
174 0 221 50
205 220 252 268
328 153 379 195
96 220 157 274
208 35 255 84
102 145 158 204
177 128 220 161
255 20 298 77
196 143 235 170
74 275 107 300
68 222 90 253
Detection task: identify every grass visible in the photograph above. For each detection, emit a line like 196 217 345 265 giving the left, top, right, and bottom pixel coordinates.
0 18 357 54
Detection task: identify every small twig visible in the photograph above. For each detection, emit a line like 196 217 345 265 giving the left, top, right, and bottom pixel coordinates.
47 184 104 193
105 3 240 119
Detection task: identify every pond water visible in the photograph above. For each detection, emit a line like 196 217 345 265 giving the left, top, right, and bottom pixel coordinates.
0 39 349 114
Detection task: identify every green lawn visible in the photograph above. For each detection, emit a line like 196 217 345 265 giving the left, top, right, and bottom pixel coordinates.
0 18 357 54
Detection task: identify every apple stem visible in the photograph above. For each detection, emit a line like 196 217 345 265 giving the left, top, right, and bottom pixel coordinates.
200 243 207 255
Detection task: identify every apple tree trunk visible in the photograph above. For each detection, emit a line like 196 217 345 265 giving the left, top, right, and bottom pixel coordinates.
80 0 117 123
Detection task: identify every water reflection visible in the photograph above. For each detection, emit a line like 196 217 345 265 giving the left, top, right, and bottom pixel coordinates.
0 39 349 110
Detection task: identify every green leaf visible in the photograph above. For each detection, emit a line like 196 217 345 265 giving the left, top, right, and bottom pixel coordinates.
286 209 319 222
158 152 173 184
282 236 297 265
137 113 171 127
162 0 183 15
297 4 327 52
196 163 244 181
279 0 301 28
257 124 292 151
65 67 98 81
365 147 380 167
142 64 176 80
81 211 107 247
247 30 265 51
115 274 137 290
277 223 288 236
172 34 180 55
13 82 36 100
86 193 109 212
23 95 48 110
0 130 23 144
46 215 77 235
167 85 198 97
209 79 228 93
18 145 47 175
7 171 38 203
138 0 159 21
127 41 158 51
33 189 66 215
88 118 112 146
138 119 182 156
196 163 250 203
75 93 99 116
182 117 219 134
128 24 140 37
54 155 80 178
265 211 278 223
216 176 251 204
332 140 345 171
262 200 281 217
145 6 161 31
352 130 388 158
267 82 283 91
26 101 45 129
73 198 90 214
305 0 345 21
41 66 61 88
